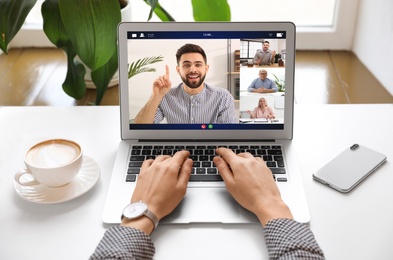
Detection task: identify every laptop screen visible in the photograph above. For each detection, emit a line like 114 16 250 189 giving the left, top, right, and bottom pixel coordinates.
118 22 295 140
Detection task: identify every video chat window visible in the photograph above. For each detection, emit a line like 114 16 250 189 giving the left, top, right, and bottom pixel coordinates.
238 38 286 124
126 33 286 130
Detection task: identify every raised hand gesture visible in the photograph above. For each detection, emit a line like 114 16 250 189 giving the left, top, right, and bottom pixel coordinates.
152 65 172 97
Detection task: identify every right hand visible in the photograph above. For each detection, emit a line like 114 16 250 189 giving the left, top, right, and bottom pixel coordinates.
246 110 254 118
131 150 192 221
152 65 172 97
214 148 293 226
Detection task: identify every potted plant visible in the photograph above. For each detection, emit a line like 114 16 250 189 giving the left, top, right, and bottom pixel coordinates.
128 55 164 79
272 73 285 92
0 0 231 105
274 53 282 63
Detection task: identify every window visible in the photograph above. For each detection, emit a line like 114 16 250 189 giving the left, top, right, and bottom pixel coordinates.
229 0 337 27
25 0 44 27
11 0 358 50
240 40 264 59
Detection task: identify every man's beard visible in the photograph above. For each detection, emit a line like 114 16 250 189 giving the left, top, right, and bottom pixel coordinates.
181 73 206 89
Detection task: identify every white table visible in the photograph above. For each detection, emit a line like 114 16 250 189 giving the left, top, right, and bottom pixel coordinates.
0 104 392 260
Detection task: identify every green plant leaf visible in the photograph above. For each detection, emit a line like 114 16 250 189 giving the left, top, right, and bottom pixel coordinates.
272 73 285 92
151 2 175 21
58 0 121 70
128 55 164 78
192 0 231 21
42 0 86 100
91 48 119 105
42 0 69 48
145 0 158 21
62 46 87 99
144 0 175 22
0 0 37 53
143 0 174 21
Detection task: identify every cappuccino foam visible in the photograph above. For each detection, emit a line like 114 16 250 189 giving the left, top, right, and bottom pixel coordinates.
26 141 80 168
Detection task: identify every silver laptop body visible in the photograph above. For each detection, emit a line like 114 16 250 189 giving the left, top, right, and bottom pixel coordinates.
102 22 310 224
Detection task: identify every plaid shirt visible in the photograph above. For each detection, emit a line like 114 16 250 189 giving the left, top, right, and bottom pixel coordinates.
90 219 324 259
265 219 325 259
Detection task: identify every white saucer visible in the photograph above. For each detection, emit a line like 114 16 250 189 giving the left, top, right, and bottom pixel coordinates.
14 156 100 204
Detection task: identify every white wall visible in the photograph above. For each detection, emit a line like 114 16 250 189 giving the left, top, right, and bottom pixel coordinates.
352 0 393 96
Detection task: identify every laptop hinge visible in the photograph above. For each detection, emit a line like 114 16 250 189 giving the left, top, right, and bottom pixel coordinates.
138 139 276 143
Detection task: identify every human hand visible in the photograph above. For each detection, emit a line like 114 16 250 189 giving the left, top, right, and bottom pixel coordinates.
152 65 172 97
214 148 293 226
131 150 192 220
246 110 255 119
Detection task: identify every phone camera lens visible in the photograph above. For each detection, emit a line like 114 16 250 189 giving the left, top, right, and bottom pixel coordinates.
350 144 359 150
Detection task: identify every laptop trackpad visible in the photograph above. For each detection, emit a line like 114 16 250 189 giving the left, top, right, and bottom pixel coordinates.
161 187 255 224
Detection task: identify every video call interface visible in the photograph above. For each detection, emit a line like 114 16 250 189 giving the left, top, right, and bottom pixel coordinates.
126 31 287 130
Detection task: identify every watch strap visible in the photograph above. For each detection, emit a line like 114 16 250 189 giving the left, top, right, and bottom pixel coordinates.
121 201 159 229
144 209 159 229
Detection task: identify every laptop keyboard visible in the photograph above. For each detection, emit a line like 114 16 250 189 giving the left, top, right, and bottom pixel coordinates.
127 145 287 183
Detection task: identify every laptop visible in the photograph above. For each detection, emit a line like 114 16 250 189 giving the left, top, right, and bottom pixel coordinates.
102 22 310 224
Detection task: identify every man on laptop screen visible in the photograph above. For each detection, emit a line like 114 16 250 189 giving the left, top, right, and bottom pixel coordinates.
134 43 237 124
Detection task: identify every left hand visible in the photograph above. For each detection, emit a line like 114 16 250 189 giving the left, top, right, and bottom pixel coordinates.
131 150 192 220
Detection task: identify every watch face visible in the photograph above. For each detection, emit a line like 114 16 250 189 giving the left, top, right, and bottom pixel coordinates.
123 201 147 218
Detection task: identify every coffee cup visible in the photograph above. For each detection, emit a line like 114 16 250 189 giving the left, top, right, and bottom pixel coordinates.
15 139 83 188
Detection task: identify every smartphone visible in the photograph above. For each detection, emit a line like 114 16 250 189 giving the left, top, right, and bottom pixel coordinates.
313 144 387 193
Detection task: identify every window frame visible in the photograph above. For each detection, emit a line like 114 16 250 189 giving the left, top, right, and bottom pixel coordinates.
296 0 359 50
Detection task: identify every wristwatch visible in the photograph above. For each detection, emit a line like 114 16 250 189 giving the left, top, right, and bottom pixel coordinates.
121 201 159 229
